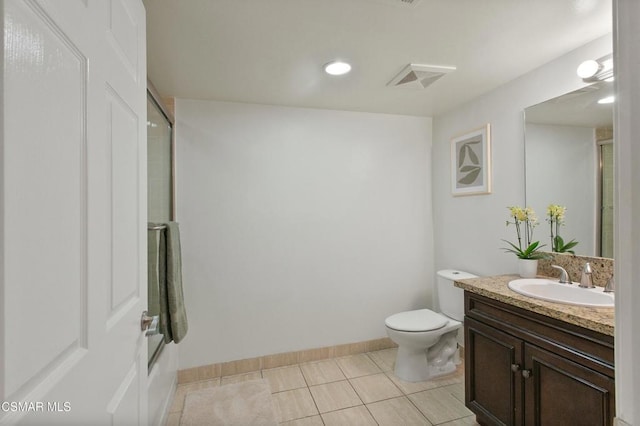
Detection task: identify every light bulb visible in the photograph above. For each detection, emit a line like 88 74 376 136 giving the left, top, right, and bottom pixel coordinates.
324 61 351 76
577 60 601 79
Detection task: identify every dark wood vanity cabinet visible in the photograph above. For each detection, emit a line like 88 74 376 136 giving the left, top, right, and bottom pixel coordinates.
464 292 615 426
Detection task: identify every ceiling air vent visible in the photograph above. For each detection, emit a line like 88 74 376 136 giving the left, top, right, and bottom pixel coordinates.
388 64 456 89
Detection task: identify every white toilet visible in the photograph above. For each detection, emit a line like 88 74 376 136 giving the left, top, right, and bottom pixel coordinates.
385 269 477 382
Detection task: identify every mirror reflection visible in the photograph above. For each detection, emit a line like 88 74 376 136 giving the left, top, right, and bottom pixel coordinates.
524 80 613 258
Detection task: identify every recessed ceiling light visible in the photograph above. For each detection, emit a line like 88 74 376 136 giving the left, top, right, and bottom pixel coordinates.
324 61 351 76
598 96 615 104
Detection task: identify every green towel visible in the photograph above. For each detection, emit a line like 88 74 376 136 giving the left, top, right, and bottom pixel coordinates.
164 222 188 343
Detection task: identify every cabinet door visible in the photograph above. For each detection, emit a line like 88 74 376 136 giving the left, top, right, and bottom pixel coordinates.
465 317 524 426
523 344 615 426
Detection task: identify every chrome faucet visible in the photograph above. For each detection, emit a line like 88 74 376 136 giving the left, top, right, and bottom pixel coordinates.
551 265 572 284
604 274 615 293
579 262 595 289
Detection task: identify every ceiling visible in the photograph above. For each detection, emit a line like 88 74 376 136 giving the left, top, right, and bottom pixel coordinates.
143 0 612 117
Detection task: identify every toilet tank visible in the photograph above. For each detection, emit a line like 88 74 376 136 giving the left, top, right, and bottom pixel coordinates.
436 269 477 321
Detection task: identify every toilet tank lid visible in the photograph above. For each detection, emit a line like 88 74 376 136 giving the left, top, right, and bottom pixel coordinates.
437 269 477 281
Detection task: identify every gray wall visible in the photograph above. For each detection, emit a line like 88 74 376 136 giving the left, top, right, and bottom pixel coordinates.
176 100 433 369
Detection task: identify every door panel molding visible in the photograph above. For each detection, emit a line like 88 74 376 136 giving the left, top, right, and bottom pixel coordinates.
3 0 89 401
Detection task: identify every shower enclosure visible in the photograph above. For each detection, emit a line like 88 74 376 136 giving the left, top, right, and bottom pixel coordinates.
147 81 175 368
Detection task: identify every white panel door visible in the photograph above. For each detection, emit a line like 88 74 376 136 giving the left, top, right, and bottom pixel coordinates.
1 0 148 424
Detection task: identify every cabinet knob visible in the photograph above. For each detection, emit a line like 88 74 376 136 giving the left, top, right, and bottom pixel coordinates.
522 369 532 378
511 363 521 373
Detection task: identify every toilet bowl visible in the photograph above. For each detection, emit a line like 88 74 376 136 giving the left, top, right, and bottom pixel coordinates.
385 269 477 382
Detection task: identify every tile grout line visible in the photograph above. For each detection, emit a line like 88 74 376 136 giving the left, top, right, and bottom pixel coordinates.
295 364 325 425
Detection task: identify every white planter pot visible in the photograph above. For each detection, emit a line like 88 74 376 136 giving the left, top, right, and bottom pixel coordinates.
518 259 538 278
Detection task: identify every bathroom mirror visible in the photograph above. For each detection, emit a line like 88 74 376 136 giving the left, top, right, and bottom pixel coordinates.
524 80 614 258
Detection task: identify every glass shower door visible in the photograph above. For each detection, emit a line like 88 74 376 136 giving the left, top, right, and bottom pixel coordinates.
147 86 174 368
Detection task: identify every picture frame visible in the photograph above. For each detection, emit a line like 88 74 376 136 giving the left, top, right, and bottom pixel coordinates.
450 124 491 196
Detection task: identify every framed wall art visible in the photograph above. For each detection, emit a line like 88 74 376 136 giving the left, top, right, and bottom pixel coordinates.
450 124 491 196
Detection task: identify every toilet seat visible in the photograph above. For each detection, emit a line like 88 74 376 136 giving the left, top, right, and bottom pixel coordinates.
385 309 448 332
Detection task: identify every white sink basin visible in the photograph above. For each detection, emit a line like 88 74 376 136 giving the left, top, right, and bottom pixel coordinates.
508 278 614 308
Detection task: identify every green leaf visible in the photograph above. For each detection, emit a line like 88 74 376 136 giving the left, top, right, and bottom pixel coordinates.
552 235 563 252
502 239 549 259
522 241 540 256
554 236 578 254
501 240 525 256
563 240 579 250
466 144 479 164
460 165 480 173
458 167 481 185
458 145 466 167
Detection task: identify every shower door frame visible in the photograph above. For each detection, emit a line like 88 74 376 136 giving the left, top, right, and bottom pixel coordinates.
147 79 176 369
597 138 614 259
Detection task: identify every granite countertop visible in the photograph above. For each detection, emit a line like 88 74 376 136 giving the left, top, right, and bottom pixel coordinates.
454 274 614 336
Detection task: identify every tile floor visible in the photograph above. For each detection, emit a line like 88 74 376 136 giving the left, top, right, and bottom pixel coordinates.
166 348 480 425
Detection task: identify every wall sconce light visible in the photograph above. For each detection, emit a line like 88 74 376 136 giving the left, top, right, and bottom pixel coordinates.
577 54 613 82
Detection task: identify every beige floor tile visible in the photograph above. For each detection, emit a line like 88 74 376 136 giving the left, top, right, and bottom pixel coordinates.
168 386 188 413
300 359 346 386
367 348 397 372
220 371 262 386
408 384 473 425
366 396 433 426
384 373 436 395
262 365 307 393
439 415 481 426
309 380 362 413
165 411 181 426
447 381 466 403
187 378 221 391
280 415 324 426
169 350 471 426
272 387 319 423
336 354 381 378
349 373 402 404
321 405 377 426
